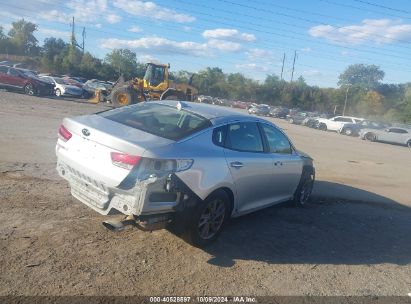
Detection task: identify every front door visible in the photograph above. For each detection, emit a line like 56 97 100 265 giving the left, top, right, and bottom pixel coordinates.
223 122 275 214
259 123 303 200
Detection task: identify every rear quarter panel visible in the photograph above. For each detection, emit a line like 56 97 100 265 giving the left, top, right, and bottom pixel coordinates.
144 129 236 202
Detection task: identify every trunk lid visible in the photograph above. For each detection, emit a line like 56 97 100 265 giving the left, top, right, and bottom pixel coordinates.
56 115 173 187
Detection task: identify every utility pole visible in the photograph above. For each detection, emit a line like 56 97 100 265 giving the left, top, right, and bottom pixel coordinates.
280 53 285 80
70 17 85 54
70 16 76 47
290 50 297 82
343 85 350 116
81 27 86 55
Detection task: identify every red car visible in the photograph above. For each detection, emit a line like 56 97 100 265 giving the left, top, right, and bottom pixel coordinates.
0 65 55 96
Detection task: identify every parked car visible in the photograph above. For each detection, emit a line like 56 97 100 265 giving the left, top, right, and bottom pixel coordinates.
63 77 84 89
0 65 54 96
83 79 113 98
287 112 309 125
40 76 84 97
316 116 365 132
249 104 270 116
269 107 290 118
359 127 411 148
340 120 390 136
55 101 315 247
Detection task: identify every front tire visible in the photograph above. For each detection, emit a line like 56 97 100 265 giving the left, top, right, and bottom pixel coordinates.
407 140 411 148
55 88 61 97
365 132 376 142
184 190 230 248
319 123 327 131
24 84 35 96
293 168 315 207
111 86 138 107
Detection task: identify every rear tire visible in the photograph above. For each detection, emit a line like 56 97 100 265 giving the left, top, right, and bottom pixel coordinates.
182 190 230 248
111 86 138 107
55 88 61 97
293 168 315 207
344 128 353 136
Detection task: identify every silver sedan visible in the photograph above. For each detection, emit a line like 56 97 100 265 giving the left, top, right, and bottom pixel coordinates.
56 101 315 247
360 127 411 148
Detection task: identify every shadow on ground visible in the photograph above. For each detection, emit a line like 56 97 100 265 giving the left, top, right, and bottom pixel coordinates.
205 181 411 267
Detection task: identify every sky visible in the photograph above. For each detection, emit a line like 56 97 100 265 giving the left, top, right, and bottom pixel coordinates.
1 0 411 87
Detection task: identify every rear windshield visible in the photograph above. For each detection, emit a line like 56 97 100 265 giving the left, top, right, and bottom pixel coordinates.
100 103 212 140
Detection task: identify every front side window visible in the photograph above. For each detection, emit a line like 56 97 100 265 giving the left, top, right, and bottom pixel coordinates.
261 124 292 154
226 122 263 152
0 66 8 74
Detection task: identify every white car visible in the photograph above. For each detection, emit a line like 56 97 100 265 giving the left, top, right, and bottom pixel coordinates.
40 76 83 97
316 116 365 132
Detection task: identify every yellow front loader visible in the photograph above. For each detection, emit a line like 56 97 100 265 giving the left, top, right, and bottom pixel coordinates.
90 63 198 107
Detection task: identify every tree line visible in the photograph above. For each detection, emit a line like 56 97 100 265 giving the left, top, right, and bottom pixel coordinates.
0 19 410 123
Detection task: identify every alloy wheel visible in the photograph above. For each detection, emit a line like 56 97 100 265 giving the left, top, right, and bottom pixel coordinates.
24 84 34 95
299 174 314 204
198 199 226 240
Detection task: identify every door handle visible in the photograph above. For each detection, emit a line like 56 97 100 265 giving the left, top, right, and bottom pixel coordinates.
230 161 244 168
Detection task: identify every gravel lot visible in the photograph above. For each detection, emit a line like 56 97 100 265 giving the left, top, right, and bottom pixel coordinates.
0 91 410 296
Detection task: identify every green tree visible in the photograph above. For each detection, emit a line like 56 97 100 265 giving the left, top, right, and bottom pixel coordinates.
338 64 384 90
104 49 138 80
8 19 39 55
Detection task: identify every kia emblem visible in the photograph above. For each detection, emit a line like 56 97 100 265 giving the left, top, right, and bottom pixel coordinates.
82 128 90 137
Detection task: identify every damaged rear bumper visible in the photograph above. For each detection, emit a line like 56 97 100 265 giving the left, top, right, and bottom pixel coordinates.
57 161 186 219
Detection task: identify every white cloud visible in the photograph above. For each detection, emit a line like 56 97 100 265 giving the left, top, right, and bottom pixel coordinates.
113 0 195 23
202 28 256 42
235 63 270 73
39 0 112 24
128 26 142 33
246 48 274 60
302 69 323 77
95 23 102 28
309 19 411 45
38 28 71 39
207 39 242 52
301 47 312 52
100 36 210 56
106 14 121 24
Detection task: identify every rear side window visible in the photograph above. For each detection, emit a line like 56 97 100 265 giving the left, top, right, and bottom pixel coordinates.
8 68 20 77
226 122 264 152
101 103 211 141
0 66 8 74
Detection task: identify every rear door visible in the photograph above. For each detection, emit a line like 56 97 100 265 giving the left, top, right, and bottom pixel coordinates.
260 123 303 200
223 121 275 213
7 68 25 88
0 66 10 86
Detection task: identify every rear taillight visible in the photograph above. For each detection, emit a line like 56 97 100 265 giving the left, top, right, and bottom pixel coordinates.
111 152 141 170
58 125 72 142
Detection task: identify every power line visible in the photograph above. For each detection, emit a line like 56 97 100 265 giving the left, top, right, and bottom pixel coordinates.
2 3 411 73
318 0 411 20
352 0 411 15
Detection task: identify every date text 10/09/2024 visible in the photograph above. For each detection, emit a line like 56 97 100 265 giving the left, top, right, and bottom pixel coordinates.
149 297 257 303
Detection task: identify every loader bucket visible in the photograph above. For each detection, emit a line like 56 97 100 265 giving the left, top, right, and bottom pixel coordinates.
88 89 102 104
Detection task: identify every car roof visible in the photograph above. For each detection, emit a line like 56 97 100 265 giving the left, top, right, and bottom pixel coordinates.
154 100 259 124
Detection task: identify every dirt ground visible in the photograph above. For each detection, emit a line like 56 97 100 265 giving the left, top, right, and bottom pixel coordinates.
0 91 410 296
